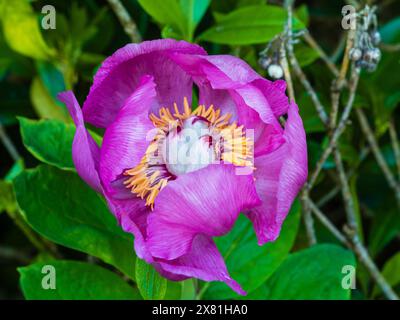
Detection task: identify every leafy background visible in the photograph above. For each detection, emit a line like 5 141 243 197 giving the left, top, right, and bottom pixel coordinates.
0 0 399 300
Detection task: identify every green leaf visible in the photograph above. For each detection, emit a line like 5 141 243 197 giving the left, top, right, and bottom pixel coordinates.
298 92 325 133
19 260 141 300
369 208 400 257
161 25 182 40
0 0 55 60
135 258 167 300
372 252 400 297
251 244 356 299
36 62 66 106
203 199 301 299
13 165 136 279
295 4 309 27
164 281 182 300
180 279 196 300
30 77 69 122
0 180 16 214
138 0 186 38
295 42 320 67
179 0 210 41
19 117 75 170
5 159 25 182
198 5 304 45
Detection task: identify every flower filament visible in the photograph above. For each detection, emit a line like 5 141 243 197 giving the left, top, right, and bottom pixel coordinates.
124 98 253 208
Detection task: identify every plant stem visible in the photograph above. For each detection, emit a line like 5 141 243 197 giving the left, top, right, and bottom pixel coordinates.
330 28 355 129
317 146 370 208
284 0 316 245
280 42 295 102
356 108 400 207
284 1 398 300
307 69 359 190
286 11 329 125
301 189 317 245
388 119 400 181
345 227 399 300
308 199 348 246
0 245 30 263
0 123 20 162
107 0 142 43
303 31 339 77
380 42 400 52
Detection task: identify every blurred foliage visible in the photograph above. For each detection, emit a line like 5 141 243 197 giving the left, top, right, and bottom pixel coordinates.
0 0 400 300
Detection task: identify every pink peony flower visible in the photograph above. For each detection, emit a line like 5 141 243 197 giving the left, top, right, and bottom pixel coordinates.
58 39 308 295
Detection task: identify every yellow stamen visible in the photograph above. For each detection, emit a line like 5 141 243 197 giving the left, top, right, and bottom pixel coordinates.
123 97 254 209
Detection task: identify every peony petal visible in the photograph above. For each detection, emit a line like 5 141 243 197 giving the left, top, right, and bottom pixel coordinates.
247 102 308 244
146 164 261 260
168 52 285 157
82 39 206 127
168 53 288 119
57 91 102 193
59 91 152 256
157 235 246 295
99 75 158 198
252 78 289 117
114 197 152 262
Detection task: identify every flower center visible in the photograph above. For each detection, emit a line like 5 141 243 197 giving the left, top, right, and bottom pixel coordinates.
161 116 218 176
123 98 253 208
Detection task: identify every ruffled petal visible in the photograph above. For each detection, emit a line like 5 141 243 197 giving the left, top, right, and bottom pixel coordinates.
57 91 102 193
59 91 151 258
99 75 157 197
252 78 289 117
113 197 152 261
146 164 261 260
247 103 308 244
82 39 206 127
167 52 286 156
157 235 246 295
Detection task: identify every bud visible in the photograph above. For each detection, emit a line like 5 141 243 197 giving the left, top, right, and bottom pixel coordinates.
267 64 283 79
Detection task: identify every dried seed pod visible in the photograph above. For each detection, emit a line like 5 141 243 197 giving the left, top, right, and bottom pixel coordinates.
258 57 271 70
363 48 381 64
349 48 362 61
363 49 374 62
370 48 381 63
371 31 381 45
267 64 283 79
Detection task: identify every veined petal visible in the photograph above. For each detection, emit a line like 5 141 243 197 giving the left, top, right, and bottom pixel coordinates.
168 52 286 156
59 91 152 254
57 91 102 193
99 75 158 198
168 53 288 119
157 235 246 295
146 164 261 260
115 198 152 261
252 78 289 117
247 103 308 244
82 39 206 128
